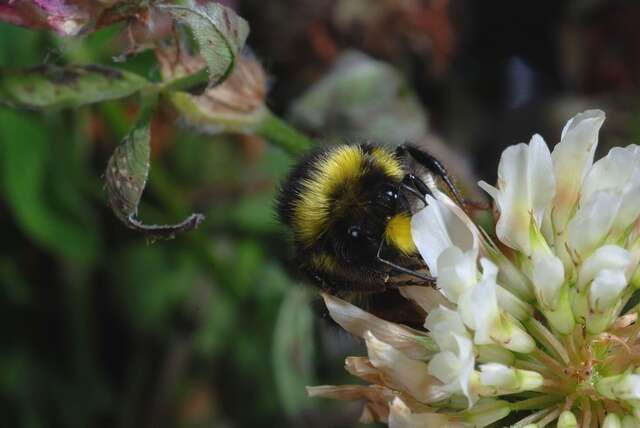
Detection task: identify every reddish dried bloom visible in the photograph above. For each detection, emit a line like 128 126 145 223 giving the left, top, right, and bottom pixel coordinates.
0 0 147 36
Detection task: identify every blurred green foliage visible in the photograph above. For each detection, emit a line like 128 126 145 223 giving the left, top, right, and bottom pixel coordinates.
0 22 356 428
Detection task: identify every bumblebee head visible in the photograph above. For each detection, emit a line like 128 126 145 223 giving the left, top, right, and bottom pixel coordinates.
277 144 418 267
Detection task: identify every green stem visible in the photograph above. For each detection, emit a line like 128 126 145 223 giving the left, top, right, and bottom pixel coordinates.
159 68 209 94
510 394 562 411
255 110 314 156
524 317 571 364
137 92 159 121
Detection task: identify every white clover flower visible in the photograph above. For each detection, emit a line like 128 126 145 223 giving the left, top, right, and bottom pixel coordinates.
309 110 640 427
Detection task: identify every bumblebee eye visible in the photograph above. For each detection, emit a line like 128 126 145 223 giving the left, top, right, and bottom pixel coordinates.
377 185 399 209
347 226 361 239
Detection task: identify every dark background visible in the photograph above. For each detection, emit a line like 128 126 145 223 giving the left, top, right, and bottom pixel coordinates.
2 0 639 427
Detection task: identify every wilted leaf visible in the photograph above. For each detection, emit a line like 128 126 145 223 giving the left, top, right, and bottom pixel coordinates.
105 100 204 239
0 64 150 110
272 286 316 416
158 1 249 87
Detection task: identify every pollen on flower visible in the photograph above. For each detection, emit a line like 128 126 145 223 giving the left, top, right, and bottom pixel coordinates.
308 110 640 427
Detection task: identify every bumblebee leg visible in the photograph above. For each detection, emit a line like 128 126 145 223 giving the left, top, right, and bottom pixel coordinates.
376 240 435 283
307 270 387 294
401 174 430 207
398 144 466 208
385 278 434 287
404 173 432 197
401 174 433 208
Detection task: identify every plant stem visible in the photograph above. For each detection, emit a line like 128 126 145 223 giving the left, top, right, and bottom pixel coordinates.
255 110 314 156
159 67 209 94
510 394 562 411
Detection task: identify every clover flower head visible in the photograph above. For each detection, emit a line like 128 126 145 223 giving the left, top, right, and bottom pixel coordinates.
309 110 640 427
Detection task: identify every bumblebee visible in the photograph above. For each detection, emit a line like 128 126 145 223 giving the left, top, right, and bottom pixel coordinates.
277 143 464 321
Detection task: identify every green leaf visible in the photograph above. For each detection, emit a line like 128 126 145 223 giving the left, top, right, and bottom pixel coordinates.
0 64 150 110
272 287 316 416
228 193 281 234
113 244 197 332
104 97 204 239
158 1 249 87
0 108 99 264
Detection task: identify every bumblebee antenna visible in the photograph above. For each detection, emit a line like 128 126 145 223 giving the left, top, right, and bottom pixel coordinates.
376 240 435 283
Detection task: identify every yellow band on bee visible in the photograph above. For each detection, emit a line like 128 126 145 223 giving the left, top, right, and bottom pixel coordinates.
370 147 404 180
384 212 417 255
310 253 338 273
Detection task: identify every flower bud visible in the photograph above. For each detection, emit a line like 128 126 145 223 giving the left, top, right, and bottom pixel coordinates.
622 415 640 428
476 345 515 366
492 251 534 300
596 373 640 401
530 253 565 310
603 413 622 428
587 302 626 335
461 399 511 427
496 284 534 321
478 363 543 395
558 410 578 428
578 245 632 291
541 283 576 334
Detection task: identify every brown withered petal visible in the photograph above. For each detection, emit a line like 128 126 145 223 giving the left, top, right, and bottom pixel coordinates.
159 48 267 132
0 1 145 36
388 397 463 428
344 356 385 384
364 331 443 404
306 384 393 401
307 385 395 423
198 55 267 114
359 400 391 424
321 293 431 360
